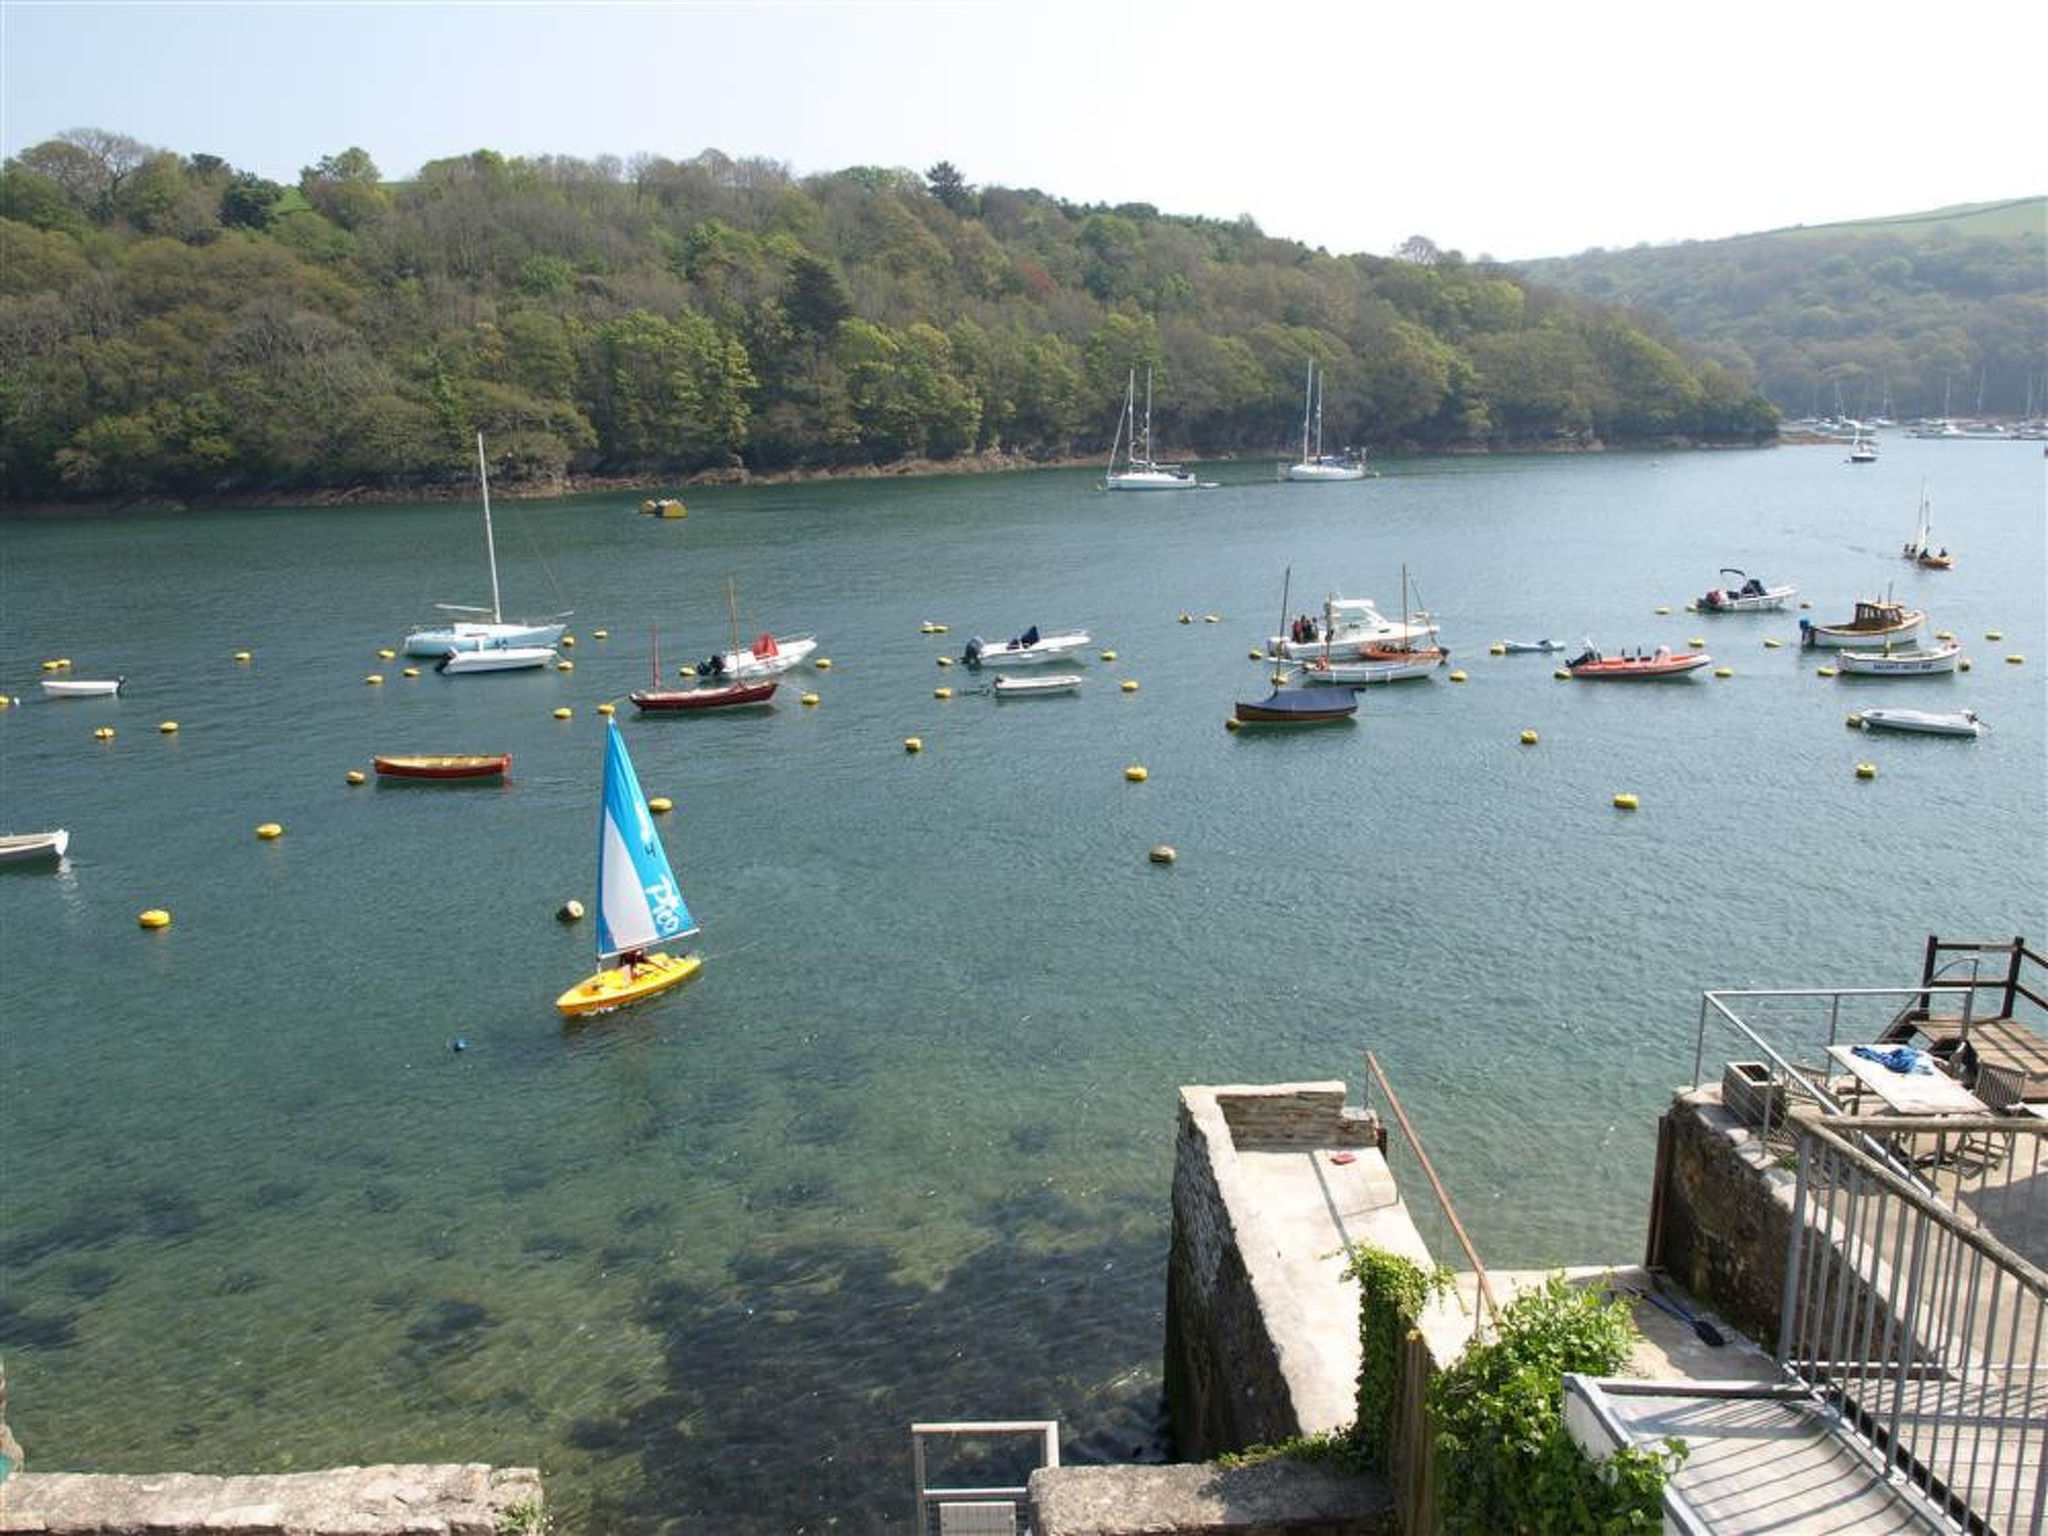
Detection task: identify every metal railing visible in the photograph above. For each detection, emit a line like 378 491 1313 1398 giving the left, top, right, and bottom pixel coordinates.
1779 1115 2047 1534
1363 1049 1499 1338
910 1421 1058 1536
1692 983 1980 1117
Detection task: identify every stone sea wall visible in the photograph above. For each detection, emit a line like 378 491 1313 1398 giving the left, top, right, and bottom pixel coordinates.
1163 1083 1383 1461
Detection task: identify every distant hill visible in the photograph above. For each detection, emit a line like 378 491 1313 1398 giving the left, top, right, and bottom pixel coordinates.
1 132 1777 504
1515 198 2046 420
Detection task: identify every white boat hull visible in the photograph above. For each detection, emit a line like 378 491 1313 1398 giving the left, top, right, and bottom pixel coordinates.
41 678 123 697
1701 588 1795 612
0 829 68 865
1856 709 1982 737
1284 461 1367 482
1106 468 1197 490
993 673 1083 695
436 646 557 674
1299 654 1442 684
1836 642 1962 676
699 634 818 681
965 631 1091 667
404 621 566 657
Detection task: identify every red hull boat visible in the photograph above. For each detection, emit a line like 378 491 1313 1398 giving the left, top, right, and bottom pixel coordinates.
631 679 777 711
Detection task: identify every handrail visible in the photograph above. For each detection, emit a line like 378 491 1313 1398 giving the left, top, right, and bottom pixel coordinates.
1364 1050 1499 1334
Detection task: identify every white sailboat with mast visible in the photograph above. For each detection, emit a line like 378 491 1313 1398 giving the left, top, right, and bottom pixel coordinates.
1283 359 1367 481
405 433 570 659
1105 367 1197 490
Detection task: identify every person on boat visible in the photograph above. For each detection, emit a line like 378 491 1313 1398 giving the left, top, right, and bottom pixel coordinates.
619 948 645 979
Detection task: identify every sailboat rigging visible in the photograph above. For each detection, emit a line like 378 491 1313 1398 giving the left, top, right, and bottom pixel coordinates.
404 433 570 658
1105 367 1197 490
1283 359 1367 481
555 719 703 1016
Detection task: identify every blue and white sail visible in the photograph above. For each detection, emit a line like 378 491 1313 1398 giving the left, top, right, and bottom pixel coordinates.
593 719 696 961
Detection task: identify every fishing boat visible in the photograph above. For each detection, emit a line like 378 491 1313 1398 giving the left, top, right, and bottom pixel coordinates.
1799 597 1925 649
635 607 778 712
1282 359 1367 482
1564 645 1712 680
1853 708 1984 737
0 829 68 866
690 582 818 680
556 719 702 1018
1235 687 1359 724
992 672 1083 696
40 677 124 698
1900 483 1953 569
1698 569 1796 612
403 434 570 657
1267 594 1438 660
963 627 1092 668
1835 640 1963 676
372 754 511 780
1104 367 1198 491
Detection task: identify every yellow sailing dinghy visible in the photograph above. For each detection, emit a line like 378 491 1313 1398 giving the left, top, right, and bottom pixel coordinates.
556 719 702 1017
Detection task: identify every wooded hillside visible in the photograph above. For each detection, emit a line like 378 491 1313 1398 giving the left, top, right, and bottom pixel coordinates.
1515 199 2046 422
1 133 1778 502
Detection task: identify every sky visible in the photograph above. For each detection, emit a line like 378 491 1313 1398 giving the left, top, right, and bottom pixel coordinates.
3 0 2044 262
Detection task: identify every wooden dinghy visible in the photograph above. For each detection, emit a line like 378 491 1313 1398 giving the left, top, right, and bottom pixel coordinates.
372 754 511 780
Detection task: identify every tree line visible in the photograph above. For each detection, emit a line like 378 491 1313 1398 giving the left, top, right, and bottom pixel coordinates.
1 132 1780 503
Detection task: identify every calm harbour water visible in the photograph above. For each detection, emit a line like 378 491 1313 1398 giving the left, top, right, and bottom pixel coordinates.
2 438 2043 1531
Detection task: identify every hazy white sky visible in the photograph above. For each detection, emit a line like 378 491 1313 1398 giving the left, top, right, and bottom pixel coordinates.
4 0 2043 260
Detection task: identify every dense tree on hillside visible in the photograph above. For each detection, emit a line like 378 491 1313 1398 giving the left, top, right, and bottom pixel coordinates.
1517 203 2046 419
1 129 1784 503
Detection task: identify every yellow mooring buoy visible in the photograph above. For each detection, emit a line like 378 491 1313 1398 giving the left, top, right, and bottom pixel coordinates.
904 736 923 753
1612 793 1640 810
1855 762 1878 779
1125 765 1148 782
256 823 283 840
138 908 171 929
1148 845 1178 865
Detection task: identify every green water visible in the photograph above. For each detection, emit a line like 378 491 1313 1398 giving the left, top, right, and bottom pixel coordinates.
2 441 2043 1530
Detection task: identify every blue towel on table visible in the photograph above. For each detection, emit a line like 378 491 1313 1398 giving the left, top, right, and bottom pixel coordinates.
1852 1044 1933 1076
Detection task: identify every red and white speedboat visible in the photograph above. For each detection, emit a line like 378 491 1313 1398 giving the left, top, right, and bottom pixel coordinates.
1565 646 1711 680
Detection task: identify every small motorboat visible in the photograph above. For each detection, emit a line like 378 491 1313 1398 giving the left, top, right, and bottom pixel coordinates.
992 672 1082 696
0 829 68 866
1565 646 1712 680
638 498 686 518
1234 687 1359 724
1800 598 1925 649
632 680 777 711
372 754 512 780
1499 639 1565 654
436 645 557 674
41 677 124 698
1698 569 1796 612
1854 708 1984 738
963 627 1092 668
1835 641 1963 676
1267 595 1437 660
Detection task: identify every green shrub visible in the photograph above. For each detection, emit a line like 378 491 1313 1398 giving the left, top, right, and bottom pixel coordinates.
1430 1274 1684 1533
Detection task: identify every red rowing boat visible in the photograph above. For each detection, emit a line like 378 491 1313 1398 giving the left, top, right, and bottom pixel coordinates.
631 679 777 711
1565 647 1711 680
373 753 512 779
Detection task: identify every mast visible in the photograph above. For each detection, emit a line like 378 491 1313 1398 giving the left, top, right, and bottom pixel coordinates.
726 575 744 658
1300 359 1314 464
1313 367 1325 460
476 432 503 624
1142 367 1155 468
1108 369 1132 479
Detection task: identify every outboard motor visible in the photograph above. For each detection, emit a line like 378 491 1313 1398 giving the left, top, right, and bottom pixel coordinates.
963 637 984 669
